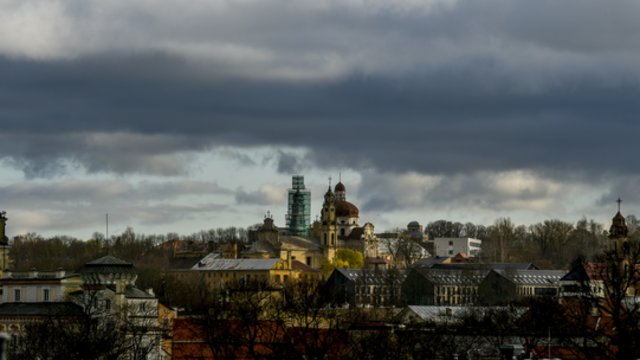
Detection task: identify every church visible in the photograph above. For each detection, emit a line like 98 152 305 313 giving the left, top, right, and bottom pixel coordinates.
244 176 379 269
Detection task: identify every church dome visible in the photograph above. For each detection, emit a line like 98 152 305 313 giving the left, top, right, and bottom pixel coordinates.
335 200 359 218
335 182 346 192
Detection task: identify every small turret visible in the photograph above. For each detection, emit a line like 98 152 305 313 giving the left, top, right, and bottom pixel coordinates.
0 211 8 246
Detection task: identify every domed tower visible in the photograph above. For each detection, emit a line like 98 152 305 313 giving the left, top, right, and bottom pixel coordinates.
335 181 346 201
609 198 630 259
321 184 337 260
333 181 360 240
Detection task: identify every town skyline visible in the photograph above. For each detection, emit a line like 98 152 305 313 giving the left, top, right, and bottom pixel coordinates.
2 1 640 238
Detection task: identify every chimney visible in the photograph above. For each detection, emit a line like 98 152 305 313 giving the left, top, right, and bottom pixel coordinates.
233 241 238 259
287 250 292 269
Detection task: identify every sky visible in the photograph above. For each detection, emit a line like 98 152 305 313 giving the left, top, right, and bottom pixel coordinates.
1 0 640 239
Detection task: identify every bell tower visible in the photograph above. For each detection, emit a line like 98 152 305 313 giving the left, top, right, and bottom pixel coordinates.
609 198 630 266
321 179 337 261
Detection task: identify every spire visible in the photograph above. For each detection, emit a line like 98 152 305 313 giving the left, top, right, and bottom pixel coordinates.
609 198 628 239
617 197 622 213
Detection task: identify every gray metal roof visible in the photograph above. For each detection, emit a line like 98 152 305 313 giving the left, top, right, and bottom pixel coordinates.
126 286 156 299
86 255 132 266
191 256 279 271
414 268 488 285
335 268 407 285
494 269 566 286
78 255 137 275
406 305 527 322
431 263 538 271
406 305 470 322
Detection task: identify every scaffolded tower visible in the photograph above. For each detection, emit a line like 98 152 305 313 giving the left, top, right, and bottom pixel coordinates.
286 175 311 237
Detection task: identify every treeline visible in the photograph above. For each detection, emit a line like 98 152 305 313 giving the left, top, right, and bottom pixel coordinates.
426 216 640 269
8 225 258 298
10 225 256 270
8 215 640 283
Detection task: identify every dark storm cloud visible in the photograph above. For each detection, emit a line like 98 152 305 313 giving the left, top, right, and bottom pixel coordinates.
0 179 230 208
275 151 304 174
2 0 640 178
597 177 640 208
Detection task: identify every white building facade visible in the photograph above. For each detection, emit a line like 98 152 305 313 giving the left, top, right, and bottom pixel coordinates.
434 237 482 258
0 269 81 303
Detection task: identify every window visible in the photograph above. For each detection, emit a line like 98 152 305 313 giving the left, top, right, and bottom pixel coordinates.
105 299 111 311
14 289 20 302
448 241 454 246
306 256 312 266
43 289 50 302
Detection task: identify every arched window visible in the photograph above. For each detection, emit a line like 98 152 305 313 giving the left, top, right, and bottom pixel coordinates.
340 229 345 237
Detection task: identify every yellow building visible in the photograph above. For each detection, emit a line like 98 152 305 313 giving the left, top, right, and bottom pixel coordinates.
245 216 326 269
172 253 318 290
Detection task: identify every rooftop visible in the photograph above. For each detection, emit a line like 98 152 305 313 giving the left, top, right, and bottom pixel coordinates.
334 268 407 285
191 257 280 271
0 302 84 316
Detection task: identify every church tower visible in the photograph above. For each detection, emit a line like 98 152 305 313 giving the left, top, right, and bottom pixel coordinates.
286 175 311 236
0 211 11 276
609 198 630 267
321 183 337 261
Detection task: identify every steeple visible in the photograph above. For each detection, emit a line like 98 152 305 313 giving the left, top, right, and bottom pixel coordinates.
609 198 629 240
321 177 337 260
608 198 630 266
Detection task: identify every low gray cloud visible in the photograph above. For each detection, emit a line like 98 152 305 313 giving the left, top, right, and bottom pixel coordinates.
235 184 286 206
275 151 305 174
1 0 640 229
0 178 231 235
358 170 579 215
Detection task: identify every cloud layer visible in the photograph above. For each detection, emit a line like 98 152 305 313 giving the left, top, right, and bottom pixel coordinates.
1 0 639 236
